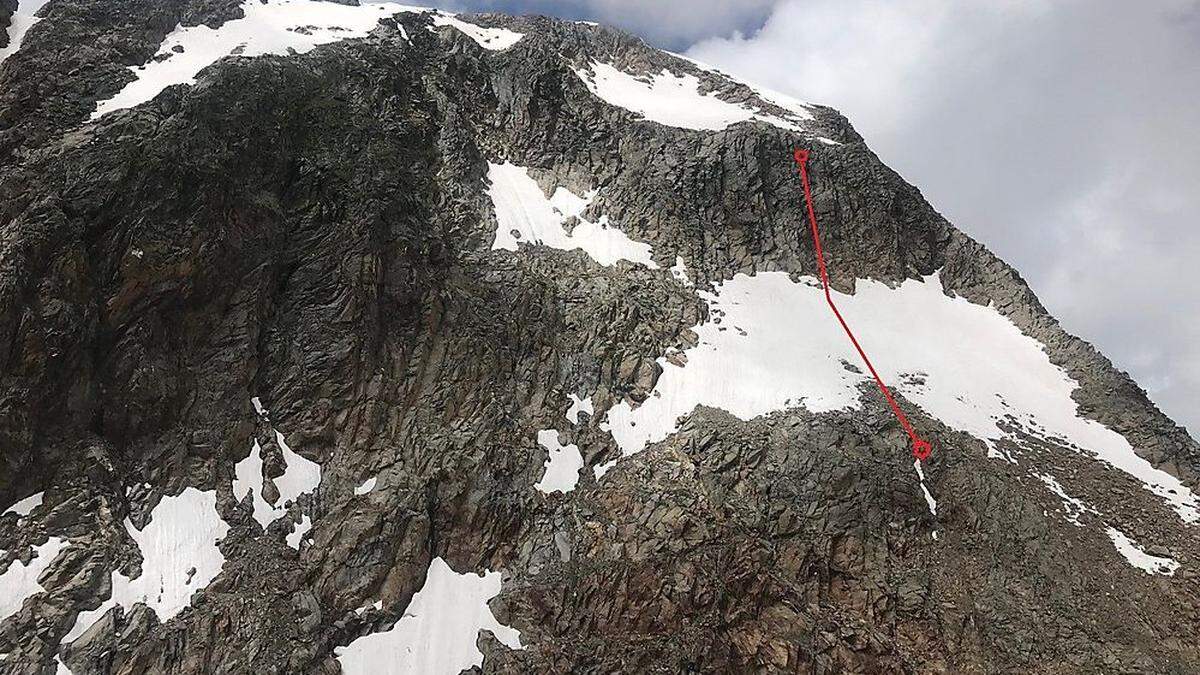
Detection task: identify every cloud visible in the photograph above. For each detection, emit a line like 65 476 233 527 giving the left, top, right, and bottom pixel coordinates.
688 0 1200 436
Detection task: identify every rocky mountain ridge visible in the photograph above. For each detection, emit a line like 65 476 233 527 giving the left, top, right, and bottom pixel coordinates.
1 1 1198 673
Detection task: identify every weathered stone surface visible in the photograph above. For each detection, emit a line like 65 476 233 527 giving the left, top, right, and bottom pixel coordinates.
0 4 1197 674
0 0 18 49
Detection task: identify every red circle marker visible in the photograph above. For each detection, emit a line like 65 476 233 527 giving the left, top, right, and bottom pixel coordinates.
793 148 933 461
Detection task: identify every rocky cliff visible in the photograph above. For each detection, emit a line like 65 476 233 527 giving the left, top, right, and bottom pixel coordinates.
1 2 1198 673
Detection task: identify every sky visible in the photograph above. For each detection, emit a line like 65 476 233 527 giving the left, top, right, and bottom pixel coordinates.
427 0 1199 437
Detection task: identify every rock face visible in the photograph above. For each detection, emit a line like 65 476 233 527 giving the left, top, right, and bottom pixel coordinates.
0 0 17 49
1 2 1198 674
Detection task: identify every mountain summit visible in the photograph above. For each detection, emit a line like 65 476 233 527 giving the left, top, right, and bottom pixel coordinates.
1 1 1197 673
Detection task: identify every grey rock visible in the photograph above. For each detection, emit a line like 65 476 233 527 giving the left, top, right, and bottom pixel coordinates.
0 0 17 49
0 4 1195 675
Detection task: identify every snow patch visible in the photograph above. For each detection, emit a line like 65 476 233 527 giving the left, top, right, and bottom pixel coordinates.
0 0 50 65
750 84 816 123
565 394 593 424
273 430 322 508
336 557 522 674
1106 527 1179 576
913 460 938 517
91 0 401 119
573 61 809 132
601 271 1199 522
355 476 378 496
487 162 657 268
233 439 274 528
666 52 839 144
431 15 522 50
670 256 692 286
534 430 583 494
355 599 383 615
1036 473 1094 526
64 488 228 641
593 459 616 481
233 431 321 530
286 514 312 550
3 491 43 519
0 537 66 622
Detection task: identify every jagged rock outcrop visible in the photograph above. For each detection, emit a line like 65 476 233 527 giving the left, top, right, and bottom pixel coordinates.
1 3 1197 674
1 0 20 49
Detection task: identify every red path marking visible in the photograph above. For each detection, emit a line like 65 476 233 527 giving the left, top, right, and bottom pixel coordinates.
793 148 932 461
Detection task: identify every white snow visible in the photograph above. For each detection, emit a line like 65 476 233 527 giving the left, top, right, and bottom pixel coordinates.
87 0 525 120
121 488 228 616
593 459 616 481
233 432 321 530
572 61 809 132
749 84 816 123
1036 473 1094 526
273 430 322 508
3 491 43 519
431 15 523 51
673 51 844 145
565 394 593 424
600 271 1200 522
1106 527 1179 576
336 557 522 675
90 0 401 119
534 430 583 494
233 439 274 528
355 476 378 496
0 0 50 65
0 537 66 622
251 396 268 417
487 162 657 268
355 599 383 615
670 256 692 286
913 460 938 516
286 514 312 550
64 488 228 641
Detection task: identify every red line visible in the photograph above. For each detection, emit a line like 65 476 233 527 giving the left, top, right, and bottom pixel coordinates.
793 148 932 461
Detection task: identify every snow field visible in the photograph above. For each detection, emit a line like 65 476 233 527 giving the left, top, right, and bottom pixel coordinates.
0 537 66 622
2 491 43 519
534 429 583 494
599 272 1198 523
336 557 522 674
90 2 523 119
487 162 657 268
63 488 229 642
572 61 812 132
233 428 321 547
0 0 50 65
1106 527 1179 576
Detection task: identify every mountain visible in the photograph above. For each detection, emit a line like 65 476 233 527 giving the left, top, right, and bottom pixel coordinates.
1 1 1198 673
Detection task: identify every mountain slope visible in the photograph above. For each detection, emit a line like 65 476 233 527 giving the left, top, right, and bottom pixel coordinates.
1 2 1198 673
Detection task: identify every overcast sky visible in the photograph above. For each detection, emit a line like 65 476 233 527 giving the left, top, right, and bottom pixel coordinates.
429 0 1199 437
